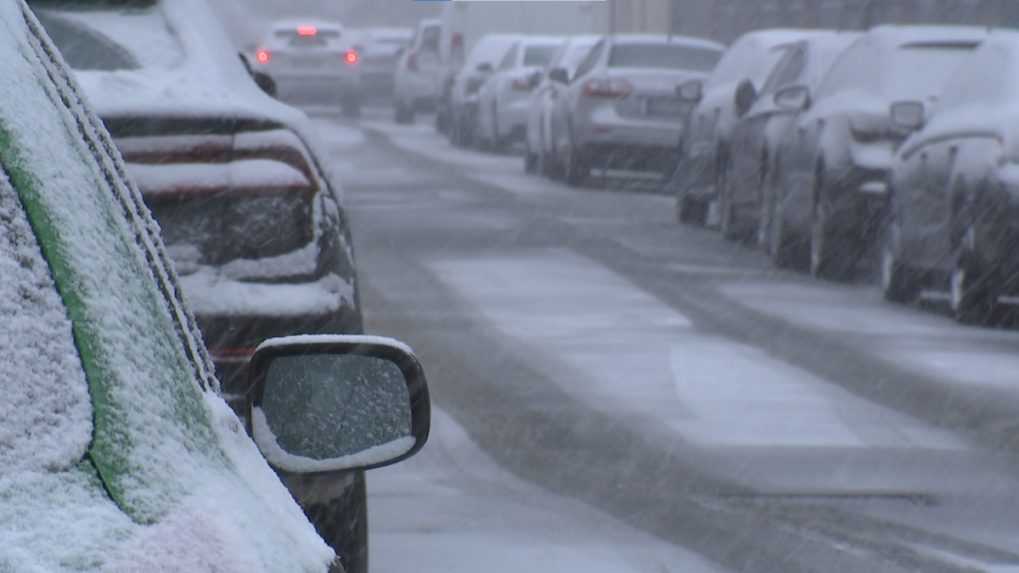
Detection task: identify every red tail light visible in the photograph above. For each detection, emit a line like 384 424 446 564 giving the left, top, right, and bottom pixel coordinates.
344 49 360 65
407 51 418 72
297 25 318 37
255 49 271 64
583 78 632 99
511 77 532 91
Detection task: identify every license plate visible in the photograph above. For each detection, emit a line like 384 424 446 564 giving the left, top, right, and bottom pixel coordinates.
646 97 686 117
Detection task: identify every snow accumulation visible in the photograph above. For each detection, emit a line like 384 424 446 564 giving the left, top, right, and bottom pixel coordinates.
181 269 354 317
127 159 310 195
256 334 417 357
0 3 333 571
254 407 416 473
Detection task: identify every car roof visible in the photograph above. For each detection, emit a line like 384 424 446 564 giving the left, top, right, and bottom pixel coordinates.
866 24 989 47
608 33 726 52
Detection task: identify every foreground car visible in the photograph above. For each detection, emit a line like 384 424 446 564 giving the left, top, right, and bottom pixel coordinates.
558 34 725 186
885 32 1019 324
35 1 372 571
251 19 363 116
476 35 563 150
2 2 429 571
672 29 815 224
777 26 986 280
723 33 860 250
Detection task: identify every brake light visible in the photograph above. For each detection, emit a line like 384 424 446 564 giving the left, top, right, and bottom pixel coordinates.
297 25 318 37
583 78 632 99
255 49 271 64
452 32 464 50
344 49 360 65
407 51 418 72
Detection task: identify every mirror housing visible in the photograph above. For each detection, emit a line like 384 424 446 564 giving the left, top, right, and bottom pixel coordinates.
476 62 494 74
252 71 278 98
675 79 703 103
248 335 430 474
734 79 758 118
548 67 569 85
890 100 925 133
773 84 811 112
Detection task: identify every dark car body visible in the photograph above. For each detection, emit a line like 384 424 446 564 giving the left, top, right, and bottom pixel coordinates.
722 33 859 251
884 32 1019 323
776 26 987 280
671 29 815 225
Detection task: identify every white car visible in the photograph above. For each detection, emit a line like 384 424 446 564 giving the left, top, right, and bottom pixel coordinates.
354 27 413 99
445 34 521 147
525 35 600 174
392 18 448 123
251 19 363 117
476 36 564 150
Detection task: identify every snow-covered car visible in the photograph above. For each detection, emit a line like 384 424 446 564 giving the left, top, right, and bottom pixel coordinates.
444 34 520 148
32 1 377 571
354 27 413 99
722 33 860 250
671 29 815 225
556 34 725 186
1 2 430 572
475 36 563 150
392 18 447 124
250 19 363 117
883 31 1019 324
775 26 987 281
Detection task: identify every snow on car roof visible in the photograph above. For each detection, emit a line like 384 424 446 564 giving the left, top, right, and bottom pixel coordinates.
609 34 726 52
867 24 990 46
707 29 821 89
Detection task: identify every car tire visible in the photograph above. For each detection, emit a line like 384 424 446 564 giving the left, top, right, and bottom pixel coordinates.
951 245 1005 326
394 100 414 125
524 145 537 174
809 177 856 281
563 134 588 187
769 197 805 269
880 221 921 303
676 193 708 225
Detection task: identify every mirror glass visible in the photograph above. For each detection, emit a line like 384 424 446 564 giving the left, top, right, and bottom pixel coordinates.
891 101 925 131
253 353 414 473
774 85 809 111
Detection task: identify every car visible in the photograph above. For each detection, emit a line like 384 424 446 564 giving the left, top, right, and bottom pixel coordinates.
392 18 448 124
2 2 429 571
722 33 860 251
557 34 725 186
354 27 413 100
524 35 600 175
475 36 564 150
884 31 1019 324
33 1 374 571
250 19 363 117
444 34 520 148
671 29 816 225
775 25 987 280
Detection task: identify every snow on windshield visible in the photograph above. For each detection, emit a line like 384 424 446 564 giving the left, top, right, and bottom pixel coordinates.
36 7 184 70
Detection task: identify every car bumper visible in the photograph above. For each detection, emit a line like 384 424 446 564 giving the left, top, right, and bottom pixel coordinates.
270 72 361 105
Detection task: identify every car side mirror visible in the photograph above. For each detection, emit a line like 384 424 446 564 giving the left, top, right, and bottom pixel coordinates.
734 79 758 118
248 335 431 474
773 84 811 112
675 79 703 103
890 100 925 133
476 62 494 74
252 71 278 98
549 67 569 84
528 70 543 89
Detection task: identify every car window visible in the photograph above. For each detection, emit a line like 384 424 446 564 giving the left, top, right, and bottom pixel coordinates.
522 43 560 67
421 23 439 53
759 43 805 95
498 42 520 70
707 35 788 88
572 38 605 80
607 43 722 71
936 40 1009 110
557 40 597 77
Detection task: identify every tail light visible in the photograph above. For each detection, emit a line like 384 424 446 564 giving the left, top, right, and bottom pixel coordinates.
255 49 271 65
407 51 418 72
511 77 532 91
583 78 632 99
344 49 360 65
297 25 318 37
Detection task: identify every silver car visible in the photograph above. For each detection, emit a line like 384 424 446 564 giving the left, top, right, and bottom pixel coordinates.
446 34 521 148
555 34 725 186
252 19 363 116
476 36 564 150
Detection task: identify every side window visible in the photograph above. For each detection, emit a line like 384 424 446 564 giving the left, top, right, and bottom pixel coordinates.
421 25 440 54
573 39 605 81
499 43 520 71
761 45 806 95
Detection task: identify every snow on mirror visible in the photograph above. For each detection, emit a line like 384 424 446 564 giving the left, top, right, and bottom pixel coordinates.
253 353 415 473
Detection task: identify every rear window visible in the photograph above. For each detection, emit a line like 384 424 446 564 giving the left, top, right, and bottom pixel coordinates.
883 43 978 100
609 43 722 72
523 44 560 67
274 28 342 48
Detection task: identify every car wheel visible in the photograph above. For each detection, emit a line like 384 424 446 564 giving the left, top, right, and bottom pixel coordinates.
394 100 413 124
810 183 856 281
676 193 707 225
524 143 537 174
951 243 1005 325
880 221 921 303
769 197 804 269
563 134 588 187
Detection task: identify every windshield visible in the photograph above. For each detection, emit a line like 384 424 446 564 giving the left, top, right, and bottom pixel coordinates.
608 43 722 71
21 0 1019 572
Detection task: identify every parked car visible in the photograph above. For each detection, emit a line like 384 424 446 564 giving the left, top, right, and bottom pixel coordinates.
775 26 987 280
393 18 447 124
475 36 563 150
884 31 1019 324
4 2 429 572
525 35 600 175
556 34 725 186
723 33 860 250
444 34 520 147
249 19 363 116
34 1 376 571
355 27 413 99
671 30 815 225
